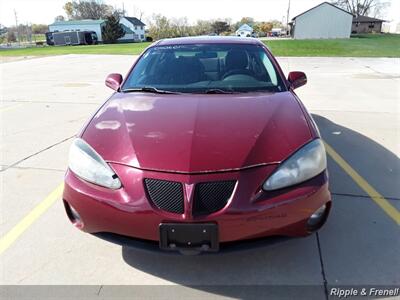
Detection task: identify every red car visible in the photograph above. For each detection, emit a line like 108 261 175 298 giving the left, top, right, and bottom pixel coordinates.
63 36 331 254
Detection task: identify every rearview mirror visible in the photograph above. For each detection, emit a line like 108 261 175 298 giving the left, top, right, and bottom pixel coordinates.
288 71 307 90
105 73 123 91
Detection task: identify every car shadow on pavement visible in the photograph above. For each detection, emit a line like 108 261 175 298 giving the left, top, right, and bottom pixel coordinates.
310 114 400 287
311 114 400 199
122 234 326 299
121 115 399 297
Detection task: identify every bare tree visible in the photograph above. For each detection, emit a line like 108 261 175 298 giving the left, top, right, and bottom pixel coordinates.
192 20 213 35
331 0 390 17
370 1 390 18
32 24 48 34
132 5 144 20
148 14 172 40
147 15 194 40
7 31 16 43
171 17 191 37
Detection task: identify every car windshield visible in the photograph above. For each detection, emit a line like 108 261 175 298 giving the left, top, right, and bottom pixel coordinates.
121 43 286 94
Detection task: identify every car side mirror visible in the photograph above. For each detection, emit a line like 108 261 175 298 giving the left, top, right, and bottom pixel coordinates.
288 71 307 90
105 73 123 91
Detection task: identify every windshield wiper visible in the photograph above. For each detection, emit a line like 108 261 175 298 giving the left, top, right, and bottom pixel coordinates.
203 88 238 94
121 86 179 94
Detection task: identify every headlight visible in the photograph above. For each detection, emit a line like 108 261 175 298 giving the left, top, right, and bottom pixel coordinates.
263 139 326 191
68 138 121 189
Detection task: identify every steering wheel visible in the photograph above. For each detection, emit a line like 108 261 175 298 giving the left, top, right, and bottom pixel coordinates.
222 69 254 80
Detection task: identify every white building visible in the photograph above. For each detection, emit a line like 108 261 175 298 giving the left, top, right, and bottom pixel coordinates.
382 20 400 34
119 17 146 41
290 2 353 39
48 20 105 41
48 16 146 43
236 24 253 37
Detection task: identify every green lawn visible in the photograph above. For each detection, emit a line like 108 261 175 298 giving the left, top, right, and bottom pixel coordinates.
264 34 400 57
0 34 399 57
0 42 152 56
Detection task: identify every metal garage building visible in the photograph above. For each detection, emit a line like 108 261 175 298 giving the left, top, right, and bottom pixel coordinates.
290 2 353 39
49 20 105 42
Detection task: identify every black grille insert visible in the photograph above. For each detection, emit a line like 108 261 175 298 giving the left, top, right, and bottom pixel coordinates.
144 179 184 214
193 181 236 216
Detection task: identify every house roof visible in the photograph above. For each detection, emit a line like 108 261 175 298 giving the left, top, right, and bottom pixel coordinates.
120 24 134 34
236 24 253 32
49 19 105 26
292 2 353 20
352 15 386 23
123 16 146 26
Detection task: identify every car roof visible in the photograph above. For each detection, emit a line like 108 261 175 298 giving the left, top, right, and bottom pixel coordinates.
155 36 264 46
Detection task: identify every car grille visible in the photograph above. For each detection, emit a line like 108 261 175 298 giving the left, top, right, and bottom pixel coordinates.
193 181 236 216
144 179 184 214
144 179 236 216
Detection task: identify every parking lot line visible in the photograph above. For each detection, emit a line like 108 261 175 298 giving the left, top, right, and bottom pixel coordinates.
1 141 398 256
0 183 64 255
324 141 400 226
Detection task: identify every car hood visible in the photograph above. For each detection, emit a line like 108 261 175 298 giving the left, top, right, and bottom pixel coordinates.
82 92 312 173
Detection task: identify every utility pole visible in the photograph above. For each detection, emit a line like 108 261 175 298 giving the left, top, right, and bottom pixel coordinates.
286 0 291 35
26 22 31 44
14 9 20 45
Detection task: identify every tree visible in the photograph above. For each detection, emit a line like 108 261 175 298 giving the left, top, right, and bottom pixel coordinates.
171 17 191 37
32 24 48 34
55 15 65 22
240 17 255 26
148 14 172 40
147 15 193 39
132 5 144 21
271 20 284 28
63 2 74 19
258 22 274 34
101 13 124 43
211 21 230 35
63 0 114 20
192 20 213 35
147 16 233 40
331 0 390 17
7 31 16 43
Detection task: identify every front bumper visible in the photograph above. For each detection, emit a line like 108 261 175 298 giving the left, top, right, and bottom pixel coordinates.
91 232 294 254
63 163 331 246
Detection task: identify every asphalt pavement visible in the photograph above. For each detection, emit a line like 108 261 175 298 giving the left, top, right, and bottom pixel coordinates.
0 55 399 299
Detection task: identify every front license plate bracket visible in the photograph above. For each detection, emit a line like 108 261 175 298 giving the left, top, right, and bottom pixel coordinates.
159 223 219 252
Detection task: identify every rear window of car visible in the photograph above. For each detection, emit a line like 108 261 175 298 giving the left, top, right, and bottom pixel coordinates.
122 43 286 94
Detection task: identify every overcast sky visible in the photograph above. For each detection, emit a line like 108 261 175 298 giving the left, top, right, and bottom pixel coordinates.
0 0 398 27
